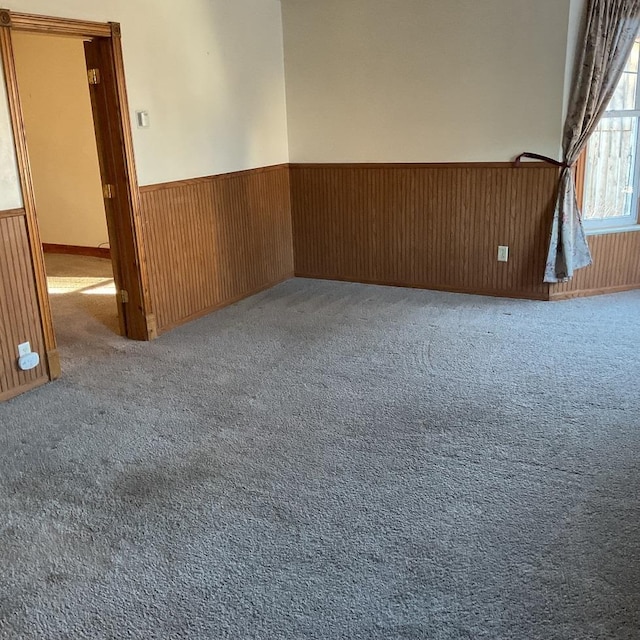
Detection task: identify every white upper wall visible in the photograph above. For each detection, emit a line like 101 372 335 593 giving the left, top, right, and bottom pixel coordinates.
0 63 22 210
282 0 574 163
563 0 588 131
0 0 289 194
0 0 587 211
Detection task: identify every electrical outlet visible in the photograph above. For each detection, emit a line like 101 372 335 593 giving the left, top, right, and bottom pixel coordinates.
18 341 31 358
497 245 509 262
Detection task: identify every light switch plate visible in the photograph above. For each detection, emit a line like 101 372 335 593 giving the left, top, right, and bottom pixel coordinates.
497 245 509 262
136 110 150 128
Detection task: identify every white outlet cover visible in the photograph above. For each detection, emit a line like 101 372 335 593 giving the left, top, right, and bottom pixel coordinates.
497 246 509 262
18 341 31 357
18 352 40 371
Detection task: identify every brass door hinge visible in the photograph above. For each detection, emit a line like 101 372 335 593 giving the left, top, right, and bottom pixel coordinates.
119 290 129 304
103 184 114 199
88 68 100 85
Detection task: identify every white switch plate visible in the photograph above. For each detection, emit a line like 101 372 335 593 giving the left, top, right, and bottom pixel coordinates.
18 341 31 357
136 110 150 128
497 245 509 262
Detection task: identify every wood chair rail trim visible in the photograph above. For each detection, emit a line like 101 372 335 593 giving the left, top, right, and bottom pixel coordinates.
0 207 26 220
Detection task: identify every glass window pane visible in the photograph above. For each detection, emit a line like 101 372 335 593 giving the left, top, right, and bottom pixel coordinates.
606 39 640 111
583 116 637 220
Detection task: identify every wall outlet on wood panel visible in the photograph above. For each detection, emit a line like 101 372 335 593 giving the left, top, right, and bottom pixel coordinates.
17 340 39 371
497 245 509 262
17 341 31 357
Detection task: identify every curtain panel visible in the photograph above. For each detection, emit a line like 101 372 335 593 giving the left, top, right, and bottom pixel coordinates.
520 0 640 283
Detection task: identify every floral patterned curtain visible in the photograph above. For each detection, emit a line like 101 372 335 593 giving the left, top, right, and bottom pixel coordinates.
536 0 640 283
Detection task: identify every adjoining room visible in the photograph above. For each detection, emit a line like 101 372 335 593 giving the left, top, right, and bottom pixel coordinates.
12 31 120 343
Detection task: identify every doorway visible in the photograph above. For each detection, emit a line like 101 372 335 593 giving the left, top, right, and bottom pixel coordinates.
0 11 155 381
12 31 120 341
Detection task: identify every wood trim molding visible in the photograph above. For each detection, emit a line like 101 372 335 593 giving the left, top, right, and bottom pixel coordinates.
42 243 111 259
107 26 154 339
5 10 112 37
46 349 61 380
297 275 550 301
289 162 562 170
139 160 548 192
0 19 57 379
550 283 640 300
140 164 290 193
0 207 26 219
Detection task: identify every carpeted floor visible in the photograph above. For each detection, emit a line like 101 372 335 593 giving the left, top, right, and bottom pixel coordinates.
1 272 639 639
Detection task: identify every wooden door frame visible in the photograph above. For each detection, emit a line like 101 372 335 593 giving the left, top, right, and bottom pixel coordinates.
0 9 155 380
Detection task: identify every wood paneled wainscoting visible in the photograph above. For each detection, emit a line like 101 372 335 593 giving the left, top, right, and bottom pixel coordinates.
290 163 559 300
139 164 294 334
550 230 640 299
0 208 48 401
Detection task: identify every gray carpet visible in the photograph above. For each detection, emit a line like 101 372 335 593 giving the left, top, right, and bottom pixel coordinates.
1 274 639 639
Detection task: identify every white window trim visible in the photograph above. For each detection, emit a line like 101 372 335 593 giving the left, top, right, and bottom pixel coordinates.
585 223 640 236
583 45 640 231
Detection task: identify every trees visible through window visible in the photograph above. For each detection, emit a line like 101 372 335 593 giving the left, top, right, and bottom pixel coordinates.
583 37 640 229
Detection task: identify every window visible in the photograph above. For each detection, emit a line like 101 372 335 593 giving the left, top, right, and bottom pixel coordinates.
583 37 640 230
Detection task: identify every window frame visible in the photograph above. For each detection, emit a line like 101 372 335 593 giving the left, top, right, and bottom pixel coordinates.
580 40 640 233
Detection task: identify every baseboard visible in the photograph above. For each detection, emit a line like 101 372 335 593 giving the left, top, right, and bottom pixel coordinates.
295 274 550 301
0 376 48 403
145 314 159 341
156 272 295 335
549 283 640 300
47 349 61 380
43 243 111 259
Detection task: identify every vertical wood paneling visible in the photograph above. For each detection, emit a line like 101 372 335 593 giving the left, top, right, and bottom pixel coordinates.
290 164 559 300
550 231 640 299
0 209 48 401
139 165 294 333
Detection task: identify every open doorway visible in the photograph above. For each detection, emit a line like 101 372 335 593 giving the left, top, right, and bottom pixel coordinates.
0 11 155 382
12 32 120 340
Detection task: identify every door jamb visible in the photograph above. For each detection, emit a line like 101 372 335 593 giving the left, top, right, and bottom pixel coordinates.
0 9 155 380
